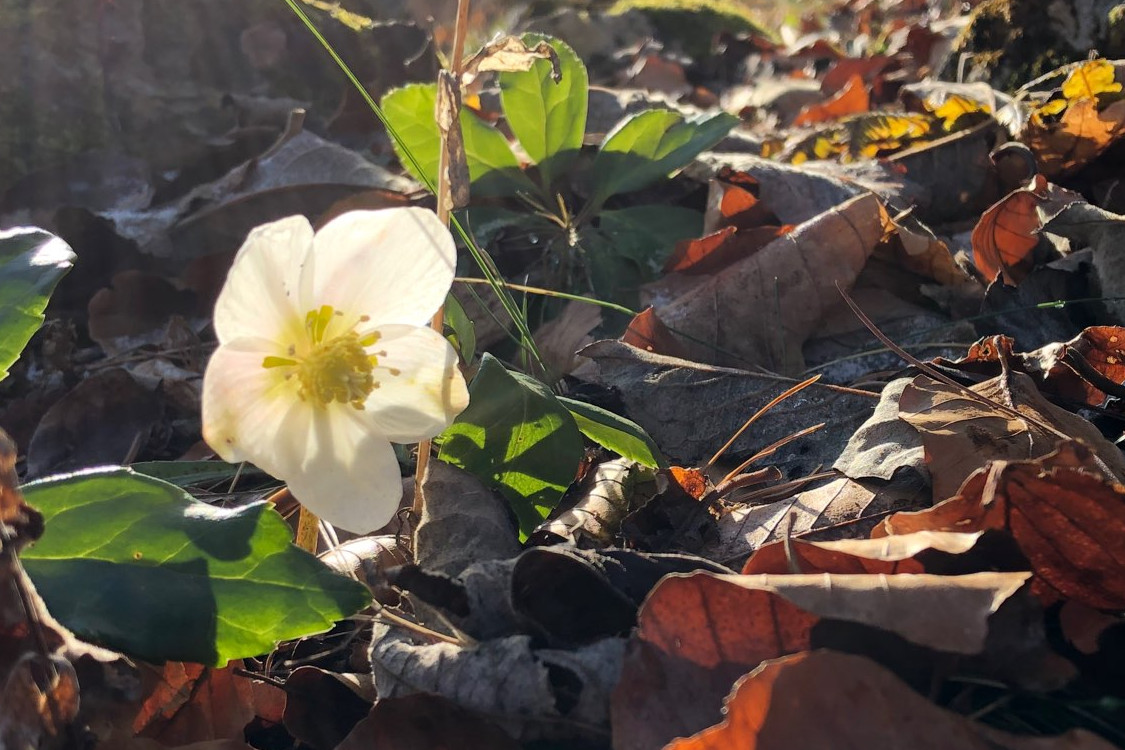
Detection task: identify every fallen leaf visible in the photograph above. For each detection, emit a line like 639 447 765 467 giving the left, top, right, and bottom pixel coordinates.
971 173 1049 285
792 74 870 126
665 650 1116 750
337 694 520 750
652 192 886 372
898 371 1125 501
612 570 1030 750
741 530 987 575
620 307 688 358
878 441 1125 609
1025 97 1125 177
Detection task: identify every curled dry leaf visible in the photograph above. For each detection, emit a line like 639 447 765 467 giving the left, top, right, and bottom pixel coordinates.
878 441 1125 610
652 192 886 373
414 459 521 578
792 73 870 126
534 457 656 547
1022 326 1125 408
971 173 1049 285
1025 97 1125 178
369 619 623 743
898 371 1125 502
741 530 987 575
620 307 688 358
665 650 1116 750
611 569 1030 750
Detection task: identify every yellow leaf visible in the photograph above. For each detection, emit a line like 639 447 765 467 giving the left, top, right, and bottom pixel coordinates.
1062 59 1122 102
932 94 989 130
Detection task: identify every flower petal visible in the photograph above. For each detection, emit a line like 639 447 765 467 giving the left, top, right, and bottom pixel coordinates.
362 324 469 443
285 410 405 533
201 340 311 477
311 208 455 328
214 215 313 344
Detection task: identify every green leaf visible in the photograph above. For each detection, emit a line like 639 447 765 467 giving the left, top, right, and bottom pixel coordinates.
597 205 703 274
443 291 476 363
587 110 738 209
130 460 266 488
0 227 75 381
558 397 665 468
438 354 583 536
380 83 536 198
499 34 588 189
21 469 369 665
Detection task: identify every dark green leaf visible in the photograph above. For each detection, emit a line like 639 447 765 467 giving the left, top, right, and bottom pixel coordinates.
499 34 588 189
587 110 738 209
558 397 665 468
597 205 703 274
438 355 583 536
380 83 536 198
0 227 74 381
21 469 369 665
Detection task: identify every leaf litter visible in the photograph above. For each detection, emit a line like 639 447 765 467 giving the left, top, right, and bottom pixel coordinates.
4 0 1125 747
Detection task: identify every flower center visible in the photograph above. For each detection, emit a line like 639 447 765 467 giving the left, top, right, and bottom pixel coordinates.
262 305 381 409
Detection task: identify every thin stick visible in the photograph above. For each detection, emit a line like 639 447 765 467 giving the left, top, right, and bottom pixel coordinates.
705 374 821 469
413 0 473 518
719 422 826 485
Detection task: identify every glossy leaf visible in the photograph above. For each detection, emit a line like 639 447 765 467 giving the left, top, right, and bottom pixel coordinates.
0 227 75 381
499 34 588 189
21 469 369 665
438 354 584 536
380 83 536 198
558 396 664 468
587 109 738 209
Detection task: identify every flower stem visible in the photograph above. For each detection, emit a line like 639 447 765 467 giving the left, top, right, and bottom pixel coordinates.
413 0 472 519
296 506 320 553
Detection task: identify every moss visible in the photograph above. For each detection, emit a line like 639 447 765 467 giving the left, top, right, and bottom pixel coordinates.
950 0 1087 91
607 0 773 58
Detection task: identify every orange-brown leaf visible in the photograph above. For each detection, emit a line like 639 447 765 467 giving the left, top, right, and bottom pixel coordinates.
878 441 1125 609
793 74 870 126
971 173 1048 285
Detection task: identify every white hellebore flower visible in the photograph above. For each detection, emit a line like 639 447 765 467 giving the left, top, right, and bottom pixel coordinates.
202 207 469 533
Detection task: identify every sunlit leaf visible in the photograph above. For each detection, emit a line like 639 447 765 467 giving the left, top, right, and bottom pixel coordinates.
438 355 584 536
21 469 369 665
0 227 75 381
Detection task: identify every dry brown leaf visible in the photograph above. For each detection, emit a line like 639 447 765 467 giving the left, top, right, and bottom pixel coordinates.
971 173 1048 285
665 650 1116 750
133 662 285 745
612 570 1030 750
619 307 688 358
338 694 520 750
1026 97 1125 177
741 530 986 575
792 73 870 126
878 441 1125 609
897 371 1125 502
702 474 928 565
534 299 602 378
1022 326 1125 408
651 192 886 373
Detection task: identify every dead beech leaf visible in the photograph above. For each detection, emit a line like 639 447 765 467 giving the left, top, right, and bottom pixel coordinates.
878 441 1125 610
337 694 520 750
898 371 1125 502
534 458 656 547
1022 326 1125 409
741 530 986 575
792 73 870 126
880 209 968 286
663 224 795 276
702 474 928 565
460 36 556 77
611 570 1029 750
620 307 688 358
133 661 285 745
702 168 778 235
970 173 1048 285
652 192 886 373
665 650 1116 750
1025 97 1125 177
